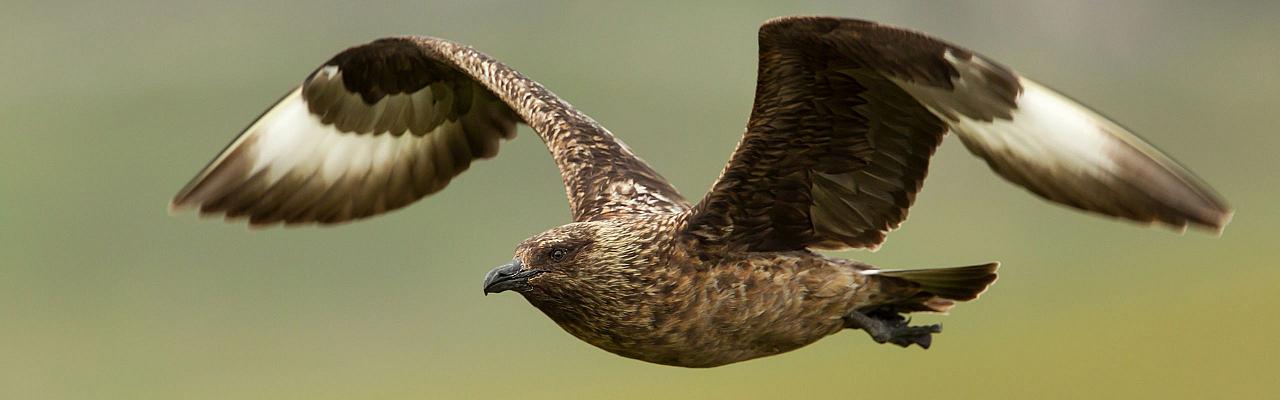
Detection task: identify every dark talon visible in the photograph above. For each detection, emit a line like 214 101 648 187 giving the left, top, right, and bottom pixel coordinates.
845 310 942 349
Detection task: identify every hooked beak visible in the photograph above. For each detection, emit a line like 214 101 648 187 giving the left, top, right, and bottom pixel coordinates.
482 259 544 295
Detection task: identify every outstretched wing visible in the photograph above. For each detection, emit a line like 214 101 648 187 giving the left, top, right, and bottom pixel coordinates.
172 37 686 225
683 16 1231 252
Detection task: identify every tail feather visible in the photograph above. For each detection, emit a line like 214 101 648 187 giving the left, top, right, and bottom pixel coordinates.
872 263 999 301
866 262 999 313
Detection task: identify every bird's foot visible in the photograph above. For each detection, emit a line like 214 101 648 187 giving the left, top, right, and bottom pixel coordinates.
845 309 941 349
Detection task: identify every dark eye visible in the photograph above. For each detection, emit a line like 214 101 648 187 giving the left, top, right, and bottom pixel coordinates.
548 248 569 262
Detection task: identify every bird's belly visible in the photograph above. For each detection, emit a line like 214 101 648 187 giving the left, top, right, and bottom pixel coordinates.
548 292 853 368
536 253 865 367
592 313 846 368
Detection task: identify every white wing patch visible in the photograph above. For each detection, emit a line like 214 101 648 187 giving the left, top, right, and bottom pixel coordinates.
890 52 1231 231
249 91 458 185
943 79 1120 179
171 70 510 225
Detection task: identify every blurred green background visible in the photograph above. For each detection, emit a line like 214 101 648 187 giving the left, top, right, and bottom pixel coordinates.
3 1 1277 399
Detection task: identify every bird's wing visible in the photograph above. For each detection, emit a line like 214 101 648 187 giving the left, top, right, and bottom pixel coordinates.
172 37 686 225
681 16 1230 252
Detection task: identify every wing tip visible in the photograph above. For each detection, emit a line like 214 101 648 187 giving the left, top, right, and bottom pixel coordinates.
1167 196 1232 236
166 195 267 229
1127 205 1231 236
168 192 200 216
1201 207 1234 237
953 77 1234 238
167 199 186 216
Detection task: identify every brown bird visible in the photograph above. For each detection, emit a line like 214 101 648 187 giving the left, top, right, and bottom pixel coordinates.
171 16 1231 367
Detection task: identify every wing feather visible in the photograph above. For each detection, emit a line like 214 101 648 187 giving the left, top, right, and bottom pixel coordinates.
173 37 687 225
683 16 1230 253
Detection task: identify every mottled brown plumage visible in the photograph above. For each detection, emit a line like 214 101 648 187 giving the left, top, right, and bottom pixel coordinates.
173 16 1231 367
492 214 994 367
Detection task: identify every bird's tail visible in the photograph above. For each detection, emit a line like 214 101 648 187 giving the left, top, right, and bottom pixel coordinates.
863 262 999 313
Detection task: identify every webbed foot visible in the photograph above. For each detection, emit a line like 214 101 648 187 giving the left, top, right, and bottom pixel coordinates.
845 310 941 349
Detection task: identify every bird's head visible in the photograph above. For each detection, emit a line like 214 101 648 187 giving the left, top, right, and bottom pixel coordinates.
482 220 650 310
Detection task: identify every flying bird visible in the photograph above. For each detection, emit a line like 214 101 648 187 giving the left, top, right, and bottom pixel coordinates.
171 16 1231 367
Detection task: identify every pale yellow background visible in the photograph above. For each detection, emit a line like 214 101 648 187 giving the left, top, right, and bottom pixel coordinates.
3 1 1277 399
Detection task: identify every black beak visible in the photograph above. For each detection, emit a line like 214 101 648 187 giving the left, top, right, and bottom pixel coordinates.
483 259 543 295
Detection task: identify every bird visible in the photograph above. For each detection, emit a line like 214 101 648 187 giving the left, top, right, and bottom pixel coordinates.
171 16 1231 367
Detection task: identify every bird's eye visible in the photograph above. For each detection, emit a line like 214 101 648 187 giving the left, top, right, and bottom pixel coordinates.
548 248 569 262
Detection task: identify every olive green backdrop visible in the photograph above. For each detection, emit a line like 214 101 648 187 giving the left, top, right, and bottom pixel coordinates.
3 1 1276 399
